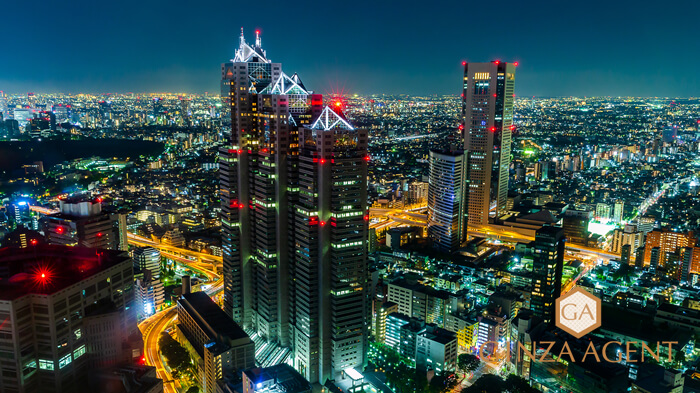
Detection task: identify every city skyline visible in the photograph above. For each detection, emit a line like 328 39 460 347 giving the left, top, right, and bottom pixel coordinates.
2 13 700 393
2 1 700 97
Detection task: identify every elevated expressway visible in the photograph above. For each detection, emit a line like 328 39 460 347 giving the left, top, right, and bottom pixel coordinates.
368 206 621 261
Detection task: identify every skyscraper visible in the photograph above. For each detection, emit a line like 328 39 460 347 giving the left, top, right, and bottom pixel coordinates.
427 149 466 253
292 107 368 382
530 226 565 325
220 28 293 335
220 31 368 382
461 61 516 229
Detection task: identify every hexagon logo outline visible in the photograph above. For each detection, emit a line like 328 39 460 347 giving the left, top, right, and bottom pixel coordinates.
555 287 601 338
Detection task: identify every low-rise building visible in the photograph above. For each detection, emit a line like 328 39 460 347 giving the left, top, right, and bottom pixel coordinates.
415 326 457 373
177 292 255 393
237 364 311 393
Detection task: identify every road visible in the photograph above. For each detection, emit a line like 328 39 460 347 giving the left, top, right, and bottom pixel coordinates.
127 232 220 281
139 280 223 393
140 307 179 393
369 206 621 262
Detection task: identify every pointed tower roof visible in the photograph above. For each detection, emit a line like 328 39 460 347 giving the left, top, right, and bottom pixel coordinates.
233 28 269 63
260 72 310 95
311 106 354 131
290 73 307 91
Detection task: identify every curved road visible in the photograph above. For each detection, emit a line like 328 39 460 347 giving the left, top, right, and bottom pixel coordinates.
139 280 223 393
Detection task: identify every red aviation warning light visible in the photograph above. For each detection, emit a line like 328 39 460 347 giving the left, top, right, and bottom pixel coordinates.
514 62 519 66
364 155 371 162
458 124 464 131
494 60 500 65
462 61 466 66
34 266 53 286
56 227 64 234
320 158 326 164
490 127 496 132
363 215 369 221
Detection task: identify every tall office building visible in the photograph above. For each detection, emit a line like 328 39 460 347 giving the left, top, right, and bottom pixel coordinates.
427 149 466 253
461 61 516 228
530 226 565 325
292 107 369 383
220 31 368 383
220 29 320 340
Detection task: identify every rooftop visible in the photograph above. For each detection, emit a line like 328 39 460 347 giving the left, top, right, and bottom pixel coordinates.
243 364 312 393
0 245 131 300
178 291 250 342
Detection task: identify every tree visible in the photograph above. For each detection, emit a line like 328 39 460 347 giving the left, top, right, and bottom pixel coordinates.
458 354 481 373
428 371 458 393
158 333 191 371
674 350 685 367
463 374 505 393
504 375 539 393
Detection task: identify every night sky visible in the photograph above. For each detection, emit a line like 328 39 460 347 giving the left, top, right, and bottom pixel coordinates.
2 0 699 97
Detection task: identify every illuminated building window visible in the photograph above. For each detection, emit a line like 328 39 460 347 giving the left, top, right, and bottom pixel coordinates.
39 359 54 371
59 354 72 369
73 345 86 359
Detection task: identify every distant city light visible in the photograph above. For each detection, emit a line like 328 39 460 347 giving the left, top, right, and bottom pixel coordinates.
588 221 616 235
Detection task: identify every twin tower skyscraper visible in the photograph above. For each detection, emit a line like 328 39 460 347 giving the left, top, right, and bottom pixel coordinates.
219 30 369 384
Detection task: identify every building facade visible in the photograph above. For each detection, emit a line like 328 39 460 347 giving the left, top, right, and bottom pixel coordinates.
220 30 368 385
219 30 321 346
291 107 369 383
427 150 465 253
0 246 137 393
40 198 125 251
132 247 161 279
461 61 516 228
177 292 255 393
530 226 565 325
